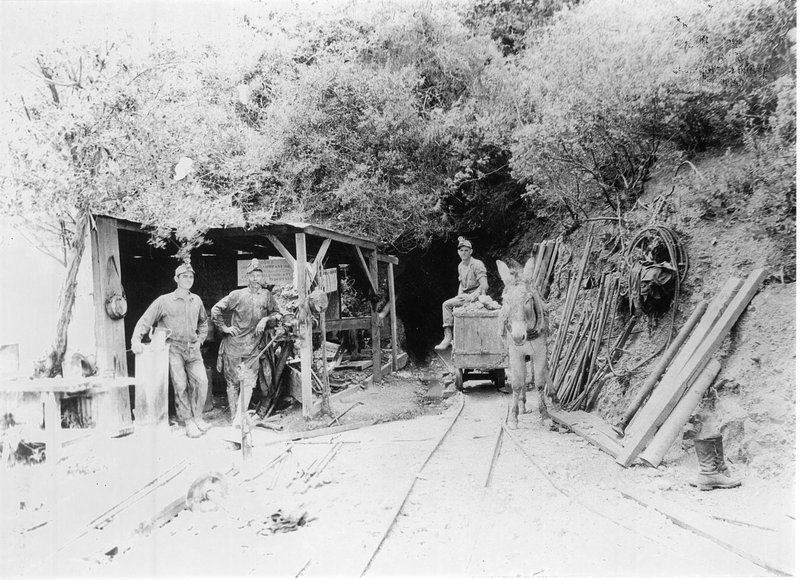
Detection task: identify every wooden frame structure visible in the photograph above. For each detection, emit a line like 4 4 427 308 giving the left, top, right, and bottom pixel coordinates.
105 215 401 420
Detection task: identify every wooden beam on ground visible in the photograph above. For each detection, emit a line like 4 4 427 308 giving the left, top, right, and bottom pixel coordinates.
370 250 381 382
617 270 767 467
547 408 623 457
295 233 314 419
619 488 792 576
388 262 399 370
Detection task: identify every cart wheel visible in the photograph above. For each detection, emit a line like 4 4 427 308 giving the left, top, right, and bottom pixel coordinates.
494 369 506 390
455 369 464 391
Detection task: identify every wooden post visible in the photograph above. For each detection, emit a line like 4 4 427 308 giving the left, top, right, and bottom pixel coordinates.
388 262 399 371
42 391 61 464
369 250 381 383
319 310 332 417
295 233 314 419
90 216 132 435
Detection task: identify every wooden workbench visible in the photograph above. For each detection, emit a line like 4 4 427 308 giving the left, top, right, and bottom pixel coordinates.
0 376 138 463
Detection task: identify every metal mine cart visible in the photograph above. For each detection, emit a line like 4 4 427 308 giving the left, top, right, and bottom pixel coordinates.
452 307 507 391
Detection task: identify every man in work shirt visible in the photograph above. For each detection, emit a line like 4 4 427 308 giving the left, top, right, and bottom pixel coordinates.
212 258 283 429
435 236 489 350
131 262 209 438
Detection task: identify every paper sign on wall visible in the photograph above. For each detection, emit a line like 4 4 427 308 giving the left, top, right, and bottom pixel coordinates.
237 258 295 287
320 267 338 293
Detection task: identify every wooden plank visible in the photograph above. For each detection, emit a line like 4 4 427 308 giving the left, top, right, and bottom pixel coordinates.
619 489 793 576
388 262 399 371
90 216 131 433
625 278 740 440
618 270 767 467
295 233 314 419
613 301 708 435
377 253 399 265
639 358 721 467
315 316 383 332
295 223 378 251
547 408 623 457
369 250 381 383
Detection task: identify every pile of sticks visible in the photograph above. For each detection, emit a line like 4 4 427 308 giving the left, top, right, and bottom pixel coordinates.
552 272 623 410
529 238 564 298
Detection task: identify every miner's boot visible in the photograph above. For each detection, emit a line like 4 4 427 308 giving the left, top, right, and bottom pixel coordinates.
434 327 453 351
690 435 742 490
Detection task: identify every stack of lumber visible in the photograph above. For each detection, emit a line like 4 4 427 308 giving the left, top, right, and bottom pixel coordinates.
547 268 768 467
614 268 768 467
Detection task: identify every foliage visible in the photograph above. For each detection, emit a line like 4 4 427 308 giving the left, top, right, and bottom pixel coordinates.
461 0 578 55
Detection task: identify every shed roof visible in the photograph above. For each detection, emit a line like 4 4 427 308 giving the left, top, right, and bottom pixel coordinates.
101 214 397 263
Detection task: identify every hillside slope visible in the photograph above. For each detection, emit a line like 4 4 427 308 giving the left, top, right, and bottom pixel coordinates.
508 147 795 483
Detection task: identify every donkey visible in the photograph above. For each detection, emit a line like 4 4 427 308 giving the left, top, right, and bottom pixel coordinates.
497 257 554 428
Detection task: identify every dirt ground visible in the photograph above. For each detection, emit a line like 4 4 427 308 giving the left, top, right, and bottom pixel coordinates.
1 358 793 577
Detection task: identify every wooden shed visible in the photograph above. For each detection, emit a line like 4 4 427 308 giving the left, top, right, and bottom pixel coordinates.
2 213 402 432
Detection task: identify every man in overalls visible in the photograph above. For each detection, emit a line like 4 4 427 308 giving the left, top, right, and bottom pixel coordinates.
212 258 283 429
435 236 488 350
131 262 209 438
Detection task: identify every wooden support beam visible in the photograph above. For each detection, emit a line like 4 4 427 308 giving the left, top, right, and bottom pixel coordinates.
377 253 399 265
353 246 379 296
313 238 332 270
90 216 132 435
295 233 314 419
313 316 383 332
617 270 767 467
369 250 381 382
388 262 399 371
265 234 297 268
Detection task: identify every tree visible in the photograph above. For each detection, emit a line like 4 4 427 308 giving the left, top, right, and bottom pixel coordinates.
1 39 259 376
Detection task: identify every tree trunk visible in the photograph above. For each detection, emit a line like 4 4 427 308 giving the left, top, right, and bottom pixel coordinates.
45 209 90 377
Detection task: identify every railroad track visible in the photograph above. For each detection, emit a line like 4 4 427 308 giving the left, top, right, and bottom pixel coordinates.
358 390 776 577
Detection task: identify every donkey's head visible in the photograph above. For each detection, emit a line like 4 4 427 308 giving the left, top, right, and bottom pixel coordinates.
497 257 544 346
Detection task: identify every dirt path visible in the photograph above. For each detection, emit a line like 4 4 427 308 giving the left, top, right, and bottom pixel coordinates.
88 385 780 577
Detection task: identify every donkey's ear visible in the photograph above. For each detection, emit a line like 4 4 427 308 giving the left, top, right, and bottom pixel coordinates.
523 256 536 281
496 260 513 286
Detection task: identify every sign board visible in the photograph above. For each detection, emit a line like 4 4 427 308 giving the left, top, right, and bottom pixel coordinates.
320 267 338 293
237 258 295 287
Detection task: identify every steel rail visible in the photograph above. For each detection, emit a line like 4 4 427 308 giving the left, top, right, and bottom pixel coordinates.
358 391 466 576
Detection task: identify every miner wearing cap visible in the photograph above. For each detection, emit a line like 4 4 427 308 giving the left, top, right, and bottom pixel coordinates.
212 258 283 429
131 262 210 438
434 236 488 350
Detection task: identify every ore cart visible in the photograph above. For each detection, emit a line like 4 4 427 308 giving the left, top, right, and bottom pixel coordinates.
452 308 507 391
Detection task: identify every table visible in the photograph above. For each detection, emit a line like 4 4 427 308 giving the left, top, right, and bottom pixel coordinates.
0 376 138 463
